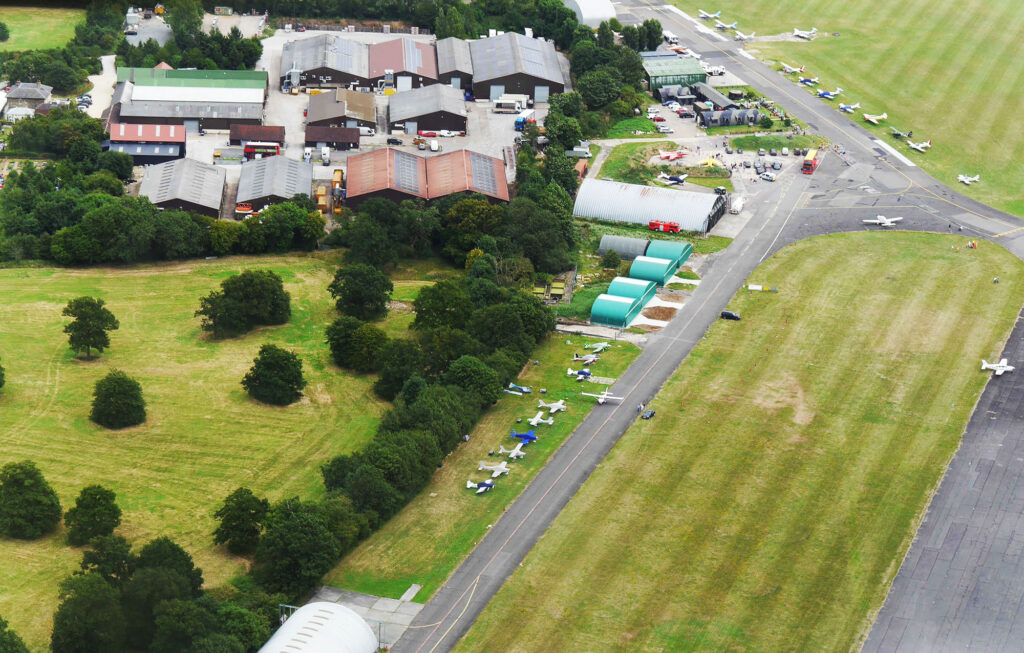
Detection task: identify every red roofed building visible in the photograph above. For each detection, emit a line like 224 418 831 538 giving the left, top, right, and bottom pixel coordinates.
367 38 437 90
345 148 507 207
425 150 509 201
106 122 186 163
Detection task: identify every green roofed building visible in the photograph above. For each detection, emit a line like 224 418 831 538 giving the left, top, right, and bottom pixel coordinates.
644 240 693 270
629 255 676 286
117 67 268 89
590 294 642 328
642 56 706 92
607 276 657 305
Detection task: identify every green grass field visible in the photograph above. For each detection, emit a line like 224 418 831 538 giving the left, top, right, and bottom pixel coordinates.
730 134 820 152
324 337 640 600
0 253 391 649
0 7 84 51
606 117 665 139
459 233 1024 651
671 0 1024 216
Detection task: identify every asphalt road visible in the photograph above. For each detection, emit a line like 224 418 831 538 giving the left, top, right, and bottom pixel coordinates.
394 6 1024 650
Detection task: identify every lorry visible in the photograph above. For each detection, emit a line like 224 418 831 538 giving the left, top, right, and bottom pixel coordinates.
302 147 312 164
493 94 532 113
514 109 536 131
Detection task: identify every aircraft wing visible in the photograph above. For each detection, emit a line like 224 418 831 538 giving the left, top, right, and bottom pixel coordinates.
477 485 489 494
995 368 1005 376
1000 358 1008 366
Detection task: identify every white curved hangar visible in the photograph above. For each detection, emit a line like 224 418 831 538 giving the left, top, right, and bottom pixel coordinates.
563 0 616 28
258 602 377 653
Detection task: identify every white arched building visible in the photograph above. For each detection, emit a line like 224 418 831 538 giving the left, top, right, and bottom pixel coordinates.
563 0 616 28
258 603 378 653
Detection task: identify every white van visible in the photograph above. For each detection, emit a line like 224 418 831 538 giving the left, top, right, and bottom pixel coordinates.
359 126 375 137
729 196 745 214
429 139 439 152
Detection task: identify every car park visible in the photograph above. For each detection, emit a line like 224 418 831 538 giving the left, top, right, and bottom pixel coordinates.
386 137 402 145
721 311 741 321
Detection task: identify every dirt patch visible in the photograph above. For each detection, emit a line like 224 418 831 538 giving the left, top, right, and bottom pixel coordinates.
656 293 685 304
388 300 413 312
752 373 815 426
642 306 678 320
630 323 663 332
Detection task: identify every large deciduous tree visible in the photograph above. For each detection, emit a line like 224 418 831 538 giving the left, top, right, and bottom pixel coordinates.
444 355 501 406
90 370 146 429
255 498 341 596
64 485 122 546
0 614 28 653
50 573 126 653
195 270 291 338
62 296 119 359
213 487 270 555
328 264 393 321
80 534 137 589
0 460 62 539
241 345 306 406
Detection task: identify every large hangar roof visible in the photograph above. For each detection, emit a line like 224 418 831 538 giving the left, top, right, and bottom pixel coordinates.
236 157 313 204
138 158 225 213
468 32 563 84
346 148 429 200
117 67 267 88
389 84 465 123
368 38 437 79
426 150 509 201
574 179 720 233
282 34 370 79
346 148 508 202
597 234 649 260
563 0 616 28
436 37 473 75
257 602 376 653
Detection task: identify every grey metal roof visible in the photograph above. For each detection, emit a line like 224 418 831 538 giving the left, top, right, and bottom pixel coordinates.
236 157 314 204
693 82 734 109
574 179 721 233
393 150 423 194
468 33 564 85
388 84 466 123
7 81 52 100
108 143 181 158
436 37 473 76
138 158 225 212
281 34 369 79
115 80 263 121
597 234 650 260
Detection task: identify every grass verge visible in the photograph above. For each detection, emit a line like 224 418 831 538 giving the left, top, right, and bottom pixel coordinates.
730 133 820 151
606 117 665 139
554 281 609 321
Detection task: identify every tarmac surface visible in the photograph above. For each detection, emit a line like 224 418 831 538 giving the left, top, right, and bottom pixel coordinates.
392 4 1024 650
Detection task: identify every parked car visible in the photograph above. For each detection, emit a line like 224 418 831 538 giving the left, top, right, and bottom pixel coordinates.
437 130 458 137
417 130 437 137
769 148 777 156
417 141 427 150
725 146 733 154
657 125 674 133
677 108 695 118
772 161 782 170
714 186 727 195
651 116 666 122
386 137 402 145
743 160 752 168
737 148 743 154
758 148 767 156
429 140 439 152
782 147 789 156
760 171 777 181
641 410 656 420
721 310 741 321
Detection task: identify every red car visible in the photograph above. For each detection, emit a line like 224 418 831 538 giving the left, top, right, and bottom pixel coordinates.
651 116 666 122
417 130 437 137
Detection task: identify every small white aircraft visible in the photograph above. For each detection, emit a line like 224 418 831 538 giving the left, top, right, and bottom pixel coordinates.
585 342 612 354
734 29 755 41
838 102 860 113
780 62 805 74
715 19 738 30
698 9 721 20
793 27 818 40
958 174 980 185
907 139 932 153
498 443 526 459
862 112 887 125
798 76 819 86
862 215 903 228
817 87 842 100
477 460 510 478
466 480 495 494
581 389 624 405
659 148 687 161
573 352 599 365
658 172 689 185
528 411 555 427
538 398 566 413
982 359 1015 375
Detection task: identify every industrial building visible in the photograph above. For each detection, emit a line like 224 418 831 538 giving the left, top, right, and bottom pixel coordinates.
256 602 376 653
574 179 727 234
304 126 361 150
280 35 436 91
306 88 377 129
111 68 268 129
468 32 565 101
367 37 438 89
641 55 706 92
691 82 736 110
106 123 186 164
388 84 467 133
698 108 760 127
563 0 617 27
345 148 508 207
628 255 677 286
138 158 225 218
436 37 474 91
229 124 285 146
425 150 510 201
236 157 314 211
655 84 697 104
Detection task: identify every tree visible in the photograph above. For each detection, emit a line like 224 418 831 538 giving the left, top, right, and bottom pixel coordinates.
90 370 146 429
50 573 126 653
346 324 388 374
641 18 663 49
577 70 620 109
0 356 5 391
597 21 614 48
344 464 403 520
328 264 393 321
601 249 621 269
195 270 291 338
136 536 204 596
242 345 306 406
165 0 204 37
412 279 474 331
373 339 423 401
62 297 119 359
64 485 121 546
759 114 775 129
80 534 136 589
213 487 269 555
322 493 370 555
96 151 133 180
255 498 341 596
0 615 28 653
121 567 193 650
548 91 584 118
0 460 61 539
444 355 501 405
149 597 223 653
620 24 640 50
0 23 9 43
325 316 364 368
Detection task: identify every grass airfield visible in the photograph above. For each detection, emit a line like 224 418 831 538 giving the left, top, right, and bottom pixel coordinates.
458 233 1024 651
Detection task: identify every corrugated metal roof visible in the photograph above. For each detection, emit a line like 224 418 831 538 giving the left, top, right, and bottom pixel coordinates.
345 148 428 200
574 179 721 232
590 294 640 328
693 82 734 109
280 34 370 80
425 150 509 201
388 84 465 123
468 33 563 85
346 148 507 202
118 98 263 121
436 37 473 75
108 143 181 157
117 67 267 88
597 234 649 260
307 88 375 125
230 124 285 143
368 38 437 79
109 123 186 143
236 157 314 204
131 85 265 104
642 56 705 78
138 158 225 212
644 240 692 269
607 276 656 300
304 126 360 144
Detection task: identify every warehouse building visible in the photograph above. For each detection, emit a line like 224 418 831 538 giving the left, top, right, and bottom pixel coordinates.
628 255 676 286
698 108 760 127
563 0 616 27
256 602 376 653
642 56 706 92
280 34 371 89
367 37 437 90
304 126 361 150
345 148 508 207
468 32 565 101
229 124 285 146
574 179 727 234
425 150 510 201
644 240 693 270
590 294 643 328
436 37 473 91
138 158 225 218
106 122 186 164
691 82 736 110
306 88 377 129
388 84 467 133
236 157 314 212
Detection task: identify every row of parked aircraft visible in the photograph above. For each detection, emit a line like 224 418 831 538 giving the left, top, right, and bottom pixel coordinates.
699 9 812 41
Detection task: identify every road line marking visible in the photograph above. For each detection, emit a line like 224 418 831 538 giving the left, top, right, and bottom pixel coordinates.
994 226 1024 238
872 138 916 167
738 49 755 60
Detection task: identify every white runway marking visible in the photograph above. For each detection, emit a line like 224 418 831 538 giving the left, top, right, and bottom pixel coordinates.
872 138 917 167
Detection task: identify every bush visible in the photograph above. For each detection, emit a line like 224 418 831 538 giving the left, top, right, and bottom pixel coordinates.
759 114 774 129
242 345 306 406
328 263 393 320
0 614 28 653
255 498 341 596
195 270 291 338
0 460 62 539
0 355 5 391
601 249 621 269
90 370 146 429
64 485 121 546
213 488 270 555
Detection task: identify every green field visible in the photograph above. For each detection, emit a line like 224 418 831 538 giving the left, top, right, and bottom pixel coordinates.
0 254 390 649
0 7 84 51
606 117 666 139
730 133 820 152
459 233 1024 651
671 0 1024 216
325 337 640 600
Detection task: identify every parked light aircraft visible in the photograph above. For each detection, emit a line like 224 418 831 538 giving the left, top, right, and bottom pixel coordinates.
734 29 755 40
793 27 818 40
862 215 903 228
510 428 537 444
466 480 495 494
477 460 510 478
958 174 980 185
508 382 531 394
498 443 526 459
658 172 688 185
585 342 612 353
538 399 566 413
567 367 592 381
798 76 819 86
581 389 623 405
698 9 721 19
715 19 737 30
838 102 860 113
528 411 555 427
817 87 842 99
659 148 687 161
780 63 805 74
907 139 931 153
862 112 887 125
573 352 599 365
982 359 1015 375
889 126 912 139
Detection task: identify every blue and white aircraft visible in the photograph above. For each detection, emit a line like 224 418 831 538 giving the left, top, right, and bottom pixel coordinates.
817 87 842 100
568 367 592 381
466 480 495 494
510 428 538 444
838 102 860 113
798 76 819 86
698 9 721 20
507 382 531 394
715 19 737 31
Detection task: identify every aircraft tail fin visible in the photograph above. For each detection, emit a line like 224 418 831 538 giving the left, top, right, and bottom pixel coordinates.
982 360 991 370
466 481 476 489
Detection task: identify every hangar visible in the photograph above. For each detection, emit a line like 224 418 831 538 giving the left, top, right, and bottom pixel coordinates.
111 71 266 129
574 179 727 233
436 37 473 91
280 34 371 89
138 158 225 218
307 88 377 129
468 32 565 101
628 255 676 286
563 0 616 28
388 84 467 133
698 108 760 127
644 240 693 269
256 602 376 653
607 276 656 305
597 234 648 260
590 294 642 328
692 82 737 110
236 157 314 212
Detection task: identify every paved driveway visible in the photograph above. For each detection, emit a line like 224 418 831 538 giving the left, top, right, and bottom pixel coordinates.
85 55 115 120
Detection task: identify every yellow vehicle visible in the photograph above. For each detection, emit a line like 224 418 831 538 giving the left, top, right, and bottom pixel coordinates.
154 3 164 14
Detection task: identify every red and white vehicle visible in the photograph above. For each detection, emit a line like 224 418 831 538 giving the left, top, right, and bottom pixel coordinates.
648 220 681 233
417 130 438 137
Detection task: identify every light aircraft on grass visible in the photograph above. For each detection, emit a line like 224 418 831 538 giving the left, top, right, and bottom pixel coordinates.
498 443 526 459
466 480 495 494
659 148 687 161
478 460 510 478
573 352 600 365
581 389 623 405
982 359 1015 375
862 112 887 125
862 215 903 228
528 411 555 427
698 9 721 20
907 139 931 153
838 102 860 113
658 172 689 185
510 428 537 444
780 63 805 74
568 367 593 381
538 398 566 413
734 29 755 41
889 126 912 139
817 87 842 99
793 27 818 40
508 382 531 394
958 174 980 185
798 76 819 86
585 341 612 353
715 19 738 30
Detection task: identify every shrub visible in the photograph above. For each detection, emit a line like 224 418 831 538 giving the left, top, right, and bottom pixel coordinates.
90 370 146 428
0 614 28 653
64 485 121 546
0 460 62 539
601 249 621 269
195 270 290 338
213 487 270 555
241 345 306 406
328 264 393 320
